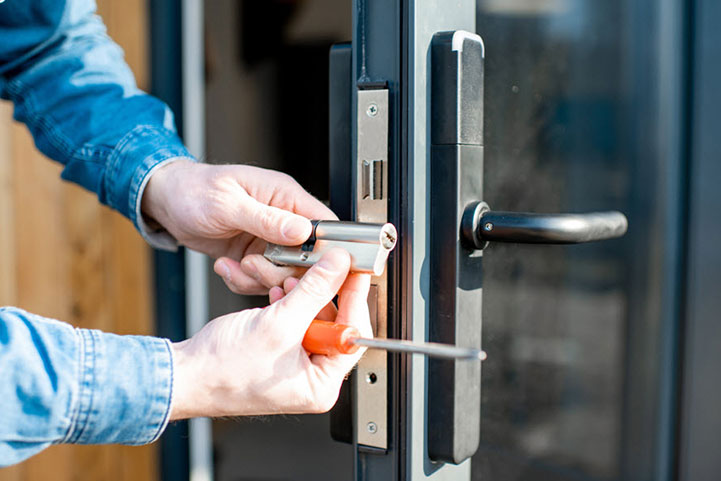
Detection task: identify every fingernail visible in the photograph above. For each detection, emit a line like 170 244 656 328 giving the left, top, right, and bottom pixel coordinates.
218 261 232 282
316 257 335 270
282 218 309 242
316 250 343 271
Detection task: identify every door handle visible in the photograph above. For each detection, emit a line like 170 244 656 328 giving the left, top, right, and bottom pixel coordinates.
461 201 628 248
427 31 628 466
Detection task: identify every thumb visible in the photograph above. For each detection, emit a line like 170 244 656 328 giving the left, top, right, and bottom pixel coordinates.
236 196 313 245
272 248 351 338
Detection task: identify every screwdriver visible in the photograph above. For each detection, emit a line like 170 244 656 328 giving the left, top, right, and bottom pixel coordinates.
304 320 486 361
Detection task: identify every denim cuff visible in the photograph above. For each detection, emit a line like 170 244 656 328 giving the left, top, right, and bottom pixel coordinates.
103 125 192 234
134 156 197 252
63 329 173 445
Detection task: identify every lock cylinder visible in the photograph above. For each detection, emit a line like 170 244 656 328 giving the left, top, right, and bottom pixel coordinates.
264 221 397 276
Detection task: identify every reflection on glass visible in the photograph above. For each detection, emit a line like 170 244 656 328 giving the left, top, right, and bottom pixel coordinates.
475 1 672 480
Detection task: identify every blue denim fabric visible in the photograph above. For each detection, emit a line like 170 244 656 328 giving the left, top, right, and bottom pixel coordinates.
0 0 192 230
0 308 174 466
0 0 185 466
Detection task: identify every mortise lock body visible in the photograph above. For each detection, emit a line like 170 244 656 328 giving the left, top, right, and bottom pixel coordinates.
264 220 397 276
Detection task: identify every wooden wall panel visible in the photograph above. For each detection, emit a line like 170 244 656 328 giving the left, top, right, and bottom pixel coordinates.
0 102 15 307
0 1 160 480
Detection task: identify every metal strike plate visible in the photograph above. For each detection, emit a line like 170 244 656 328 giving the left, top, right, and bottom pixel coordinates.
264 221 397 276
356 87 389 450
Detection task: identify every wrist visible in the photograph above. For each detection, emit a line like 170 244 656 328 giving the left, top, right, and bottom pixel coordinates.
141 157 194 229
169 339 201 421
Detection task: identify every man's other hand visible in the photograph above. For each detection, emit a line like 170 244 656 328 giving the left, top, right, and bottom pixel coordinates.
142 160 337 295
168 249 372 419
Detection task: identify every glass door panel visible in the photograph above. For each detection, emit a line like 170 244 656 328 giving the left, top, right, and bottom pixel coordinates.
474 1 682 479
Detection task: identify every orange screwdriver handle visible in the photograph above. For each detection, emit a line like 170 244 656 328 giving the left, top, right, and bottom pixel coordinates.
303 320 361 355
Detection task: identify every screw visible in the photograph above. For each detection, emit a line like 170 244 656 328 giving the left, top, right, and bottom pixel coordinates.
300 252 309 261
484 222 494 231
367 422 378 434
366 103 378 117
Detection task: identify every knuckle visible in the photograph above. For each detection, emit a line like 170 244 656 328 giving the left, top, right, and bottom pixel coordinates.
277 171 296 185
254 208 278 233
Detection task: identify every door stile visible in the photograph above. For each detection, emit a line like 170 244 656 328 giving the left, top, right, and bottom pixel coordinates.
351 0 477 480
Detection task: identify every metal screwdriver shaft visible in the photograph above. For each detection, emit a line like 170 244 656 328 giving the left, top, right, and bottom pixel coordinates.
303 320 486 361
352 337 486 361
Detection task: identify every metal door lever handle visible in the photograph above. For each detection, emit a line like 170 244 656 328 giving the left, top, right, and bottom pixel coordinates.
461 201 628 249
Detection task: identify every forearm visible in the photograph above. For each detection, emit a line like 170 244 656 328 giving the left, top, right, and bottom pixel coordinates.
0 2 192 239
0 307 173 467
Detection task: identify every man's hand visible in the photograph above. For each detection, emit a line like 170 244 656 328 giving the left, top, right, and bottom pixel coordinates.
168 249 372 419
142 160 337 295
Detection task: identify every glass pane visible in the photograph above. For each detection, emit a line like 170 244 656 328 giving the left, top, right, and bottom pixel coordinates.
474 1 678 480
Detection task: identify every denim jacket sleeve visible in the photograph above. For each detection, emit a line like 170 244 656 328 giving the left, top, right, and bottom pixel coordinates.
0 307 174 467
0 0 189 250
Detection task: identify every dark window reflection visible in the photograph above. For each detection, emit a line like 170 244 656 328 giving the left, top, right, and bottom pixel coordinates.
474 1 676 480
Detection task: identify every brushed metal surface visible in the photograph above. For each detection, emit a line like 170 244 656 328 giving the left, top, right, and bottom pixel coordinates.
263 222 397 276
355 88 389 450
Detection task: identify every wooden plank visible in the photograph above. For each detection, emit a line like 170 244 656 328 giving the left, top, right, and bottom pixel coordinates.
0 101 16 307
20 445 74 481
0 464 24 481
0 0 160 479
105 213 155 336
98 0 150 90
5 118 75 481
64 183 112 332
12 122 72 321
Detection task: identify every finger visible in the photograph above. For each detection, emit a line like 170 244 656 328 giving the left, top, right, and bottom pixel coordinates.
271 248 351 338
269 176 337 221
269 286 285 304
310 273 372 375
238 166 337 222
214 257 268 295
311 343 368 391
241 254 307 289
315 303 339 322
235 195 314 246
290 192 338 222
282 276 299 293
282 276 337 321
244 236 269 257
335 274 373 336
284 278 340 322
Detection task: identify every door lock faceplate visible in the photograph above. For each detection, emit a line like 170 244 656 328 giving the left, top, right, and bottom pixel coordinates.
355 87 390 451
